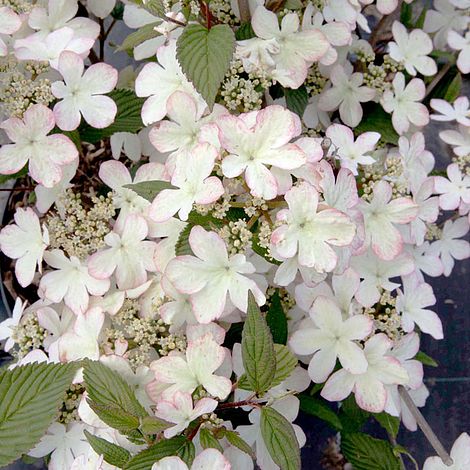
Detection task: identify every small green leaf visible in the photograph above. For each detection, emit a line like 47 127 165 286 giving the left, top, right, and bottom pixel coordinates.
135 0 166 17
235 22 256 40
400 2 413 27
123 436 188 470
414 7 427 28
260 406 301 470
339 395 370 433
200 428 224 452
357 103 399 145
177 24 235 109
284 86 308 118
223 430 254 458
175 223 193 256
444 72 462 102
124 180 176 202
299 395 343 431
84 430 131 467
139 416 172 435
177 440 196 466
374 412 400 439
341 433 401 470
119 23 161 52
241 292 276 393
414 351 438 367
89 402 141 433
0 362 79 466
266 290 288 345
270 344 297 388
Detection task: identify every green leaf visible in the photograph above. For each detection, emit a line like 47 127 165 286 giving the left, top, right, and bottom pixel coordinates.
284 86 308 118
260 406 301 470
270 344 297 388
338 395 370 433
400 2 413 27
444 72 462 102
119 23 161 52
299 395 343 431
223 430 254 458
357 103 399 145
414 7 427 29
175 223 193 256
0 362 79 466
0 165 28 185
84 430 131 467
124 180 176 202
200 428 224 452
123 436 188 470
414 351 438 367
88 401 141 433
80 89 145 143
374 412 400 439
139 416 172 435
241 292 276 393
178 440 196 466
61 129 82 152
134 0 166 17
266 290 288 345
235 22 256 40
177 24 235 109
341 433 401 470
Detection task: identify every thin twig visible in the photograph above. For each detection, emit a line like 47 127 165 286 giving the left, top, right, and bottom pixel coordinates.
398 386 453 466
102 18 117 42
369 0 403 50
163 14 187 27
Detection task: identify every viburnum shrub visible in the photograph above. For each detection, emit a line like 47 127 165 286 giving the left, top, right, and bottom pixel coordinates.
0 0 469 469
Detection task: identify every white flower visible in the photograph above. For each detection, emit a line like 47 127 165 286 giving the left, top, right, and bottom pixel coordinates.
381 73 429 135
218 105 306 200
135 40 206 125
289 296 372 382
447 30 470 74
396 276 443 339
423 432 470 470
51 51 118 131
37 305 75 351
430 97 470 126
0 298 26 352
0 207 49 287
165 226 265 323
325 124 380 175
87 0 116 18
388 21 437 76
39 249 110 314
319 65 375 127
0 104 78 187
149 143 224 222
0 7 21 56
110 132 142 162
434 163 470 211
321 334 409 413
439 125 470 157
150 332 232 400
88 214 157 290
152 449 230 470
155 391 218 438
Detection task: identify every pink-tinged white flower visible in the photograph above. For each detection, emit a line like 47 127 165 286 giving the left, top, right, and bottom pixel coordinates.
0 207 49 287
247 6 329 88
135 40 206 125
165 226 265 323
218 105 306 200
435 163 470 211
396 276 443 339
321 333 409 412
87 0 116 18
51 51 118 131
150 332 232 400
423 432 470 470
155 391 218 438
0 298 26 352
427 217 470 276
303 95 331 130
320 163 359 213
319 65 375 127
0 7 21 56
271 182 356 273
0 104 78 187
430 97 470 126
37 305 75 352
110 132 142 162
152 449 230 470
325 124 380 174
439 125 470 157
289 296 372 382
389 22 437 76
28 422 90 470
58 307 104 361
359 181 418 260
149 143 224 222
350 250 415 307
88 214 157 290
381 73 429 135
159 279 196 331
447 30 470 73
14 27 95 70
322 0 369 32
39 250 110 315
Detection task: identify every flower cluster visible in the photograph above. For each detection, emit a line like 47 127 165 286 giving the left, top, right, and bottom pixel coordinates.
0 0 469 469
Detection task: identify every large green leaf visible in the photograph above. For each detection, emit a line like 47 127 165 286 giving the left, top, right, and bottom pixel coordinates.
241 292 276 393
341 433 401 470
260 406 301 470
0 362 79 466
339 395 370 433
177 24 235 108
270 344 297 388
299 395 343 431
223 430 254 458
284 86 308 118
266 290 288 345
84 430 131 467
